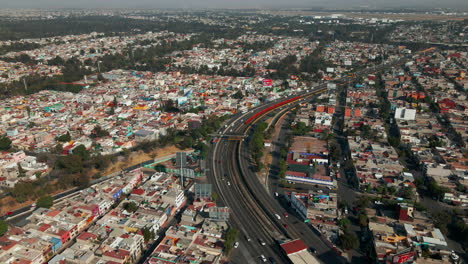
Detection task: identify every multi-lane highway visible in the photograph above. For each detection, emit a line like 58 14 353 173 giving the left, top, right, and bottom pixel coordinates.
207 85 338 263
207 58 411 263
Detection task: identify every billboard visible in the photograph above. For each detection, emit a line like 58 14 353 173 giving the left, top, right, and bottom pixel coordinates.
209 206 230 221
194 183 212 199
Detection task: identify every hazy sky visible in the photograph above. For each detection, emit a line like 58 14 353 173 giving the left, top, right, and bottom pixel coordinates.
0 0 467 9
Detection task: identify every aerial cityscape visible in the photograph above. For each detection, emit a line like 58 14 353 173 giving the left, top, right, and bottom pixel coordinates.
0 2 466 264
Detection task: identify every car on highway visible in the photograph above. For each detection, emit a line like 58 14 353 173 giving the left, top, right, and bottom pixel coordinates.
268 257 277 264
283 224 288 228
234 242 239 248
227 181 231 186
275 214 281 220
283 212 288 217
260 255 267 262
310 247 317 254
4 211 13 216
259 239 266 246
245 236 251 242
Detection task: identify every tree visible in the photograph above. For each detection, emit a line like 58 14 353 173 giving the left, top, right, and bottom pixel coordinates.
355 196 370 210
179 136 193 149
211 191 218 202
56 132 71 142
338 218 351 229
224 227 239 254
90 125 110 138
141 227 155 242
0 135 12 150
154 164 166 172
231 90 244 99
54 143 63 154
10 181 35 203
292 122 310 136
36 195 54 208
55 155 83 174
0 220 8 236
17 163 26 175
73 145 89 160
123 202 139 213
358 214 368 227
339 231 359 250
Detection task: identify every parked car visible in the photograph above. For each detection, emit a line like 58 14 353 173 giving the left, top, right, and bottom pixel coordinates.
234 242 239 248
260 255 267 262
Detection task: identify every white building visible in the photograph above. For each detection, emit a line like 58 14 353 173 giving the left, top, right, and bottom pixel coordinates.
394 107 416 121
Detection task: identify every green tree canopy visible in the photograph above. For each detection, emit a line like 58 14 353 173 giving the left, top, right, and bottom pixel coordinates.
339 231 359 250
0 220 8 236
36 195 54 209
211 191 218 202
358 214 368 227
0 135 12 150
141 227 155 242
56 132 71 142
73 145 90 160
179 136 194 149
123 202 139 213
224 227 239 254
55 155 83 174
231 90 244 100
90 125 110 138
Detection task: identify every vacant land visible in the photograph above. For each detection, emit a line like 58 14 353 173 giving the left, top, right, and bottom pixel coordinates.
0 145 189 214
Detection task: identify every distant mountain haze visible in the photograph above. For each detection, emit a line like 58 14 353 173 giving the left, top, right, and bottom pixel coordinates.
1 0 467 9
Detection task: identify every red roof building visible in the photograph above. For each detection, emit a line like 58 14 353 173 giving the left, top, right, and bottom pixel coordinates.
131 188 145 195
280 239 308 255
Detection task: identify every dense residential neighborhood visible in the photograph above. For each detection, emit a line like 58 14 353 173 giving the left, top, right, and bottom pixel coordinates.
0 7 466 264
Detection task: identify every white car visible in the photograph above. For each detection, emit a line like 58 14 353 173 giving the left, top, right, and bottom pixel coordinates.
260 255 267 262
227 181 231 186
275 214 281 220
234 242 239 248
